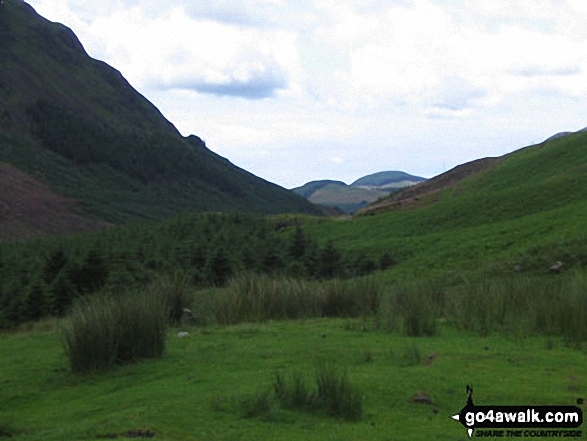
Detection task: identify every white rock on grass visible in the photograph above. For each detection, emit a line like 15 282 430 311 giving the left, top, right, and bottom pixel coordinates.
177 331 189 338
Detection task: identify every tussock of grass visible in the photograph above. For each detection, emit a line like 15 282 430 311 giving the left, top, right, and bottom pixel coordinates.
380 282 442 336
389 342 422 367
449 275 587 343
148 272 194 324
61 290 167 373
210 274 382 325
192 272 587 343
214 274 319 324
271 364 363 421
320 278 382 318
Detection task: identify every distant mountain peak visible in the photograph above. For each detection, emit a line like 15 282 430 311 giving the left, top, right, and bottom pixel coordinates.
351 171 426 189
293 171 426 214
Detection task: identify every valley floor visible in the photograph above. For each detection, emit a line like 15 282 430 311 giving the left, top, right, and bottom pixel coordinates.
1 319 585 440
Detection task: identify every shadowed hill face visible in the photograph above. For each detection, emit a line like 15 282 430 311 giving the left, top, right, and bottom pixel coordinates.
0 0 321 236
0 0 177 133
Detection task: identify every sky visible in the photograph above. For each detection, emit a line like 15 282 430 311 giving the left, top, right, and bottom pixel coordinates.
27 0 587 189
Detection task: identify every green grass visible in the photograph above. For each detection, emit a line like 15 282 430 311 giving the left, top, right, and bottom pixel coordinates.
1 319 586 440
304 132 587 281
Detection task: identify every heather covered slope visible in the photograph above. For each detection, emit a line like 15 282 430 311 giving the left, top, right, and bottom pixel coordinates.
0 162 108 240
0 0 320 234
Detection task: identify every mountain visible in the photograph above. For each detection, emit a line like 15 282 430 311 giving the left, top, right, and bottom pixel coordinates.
0 0 320 239
293 171 426 214
359 128 587 217
351 171 426 189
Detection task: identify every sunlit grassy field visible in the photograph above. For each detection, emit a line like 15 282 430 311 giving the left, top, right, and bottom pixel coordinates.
1 317 586 441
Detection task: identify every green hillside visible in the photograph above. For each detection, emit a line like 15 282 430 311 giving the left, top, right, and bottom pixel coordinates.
0 0 320 230
306 131 587 278
292 180 346 199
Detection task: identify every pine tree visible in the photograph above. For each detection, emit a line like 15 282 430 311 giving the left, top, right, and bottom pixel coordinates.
22 277 47 321
207 247 232 286
379 252 396 270
50 273 75 317
43 248 67 284
290 226 307 260
319 241 342 279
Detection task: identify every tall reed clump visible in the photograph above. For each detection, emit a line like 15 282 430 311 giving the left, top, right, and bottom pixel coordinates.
61 290 167 373
211 274 383 325
272 364 363 421
314 363 363 420
148 272 194 324
520 274 587 344
214 273 319 324
319 277 382 318
448 274 587 343
382 281 443 336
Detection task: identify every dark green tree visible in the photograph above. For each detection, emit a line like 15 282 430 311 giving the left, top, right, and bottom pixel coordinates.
302 238 320 278
319 241 342 279
207 247 232 286
379 252 396 270
22 277 47 321
352 251 377 276
290 226 307 260
260 237 286 274
69 249 108 294
50 273 76 317
43 248 68 284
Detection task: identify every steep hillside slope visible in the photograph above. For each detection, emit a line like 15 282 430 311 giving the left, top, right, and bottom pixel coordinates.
307 131 587 277
359 157 499 215
0 0 320 234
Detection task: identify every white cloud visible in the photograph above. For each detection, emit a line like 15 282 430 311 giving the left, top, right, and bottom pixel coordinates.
24 0 587 188
309 0 587 115
29 1 301 100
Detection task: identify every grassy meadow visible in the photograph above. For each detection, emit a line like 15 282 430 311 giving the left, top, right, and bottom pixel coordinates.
2 316 586 441
1 271 586 440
